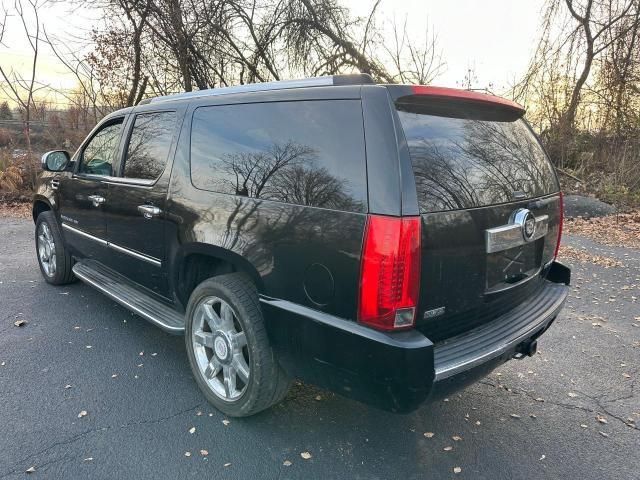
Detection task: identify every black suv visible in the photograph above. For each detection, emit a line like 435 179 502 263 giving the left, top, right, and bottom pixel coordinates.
33 74 570 416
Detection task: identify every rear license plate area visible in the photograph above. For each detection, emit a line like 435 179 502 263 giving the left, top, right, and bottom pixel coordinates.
486 241 542 291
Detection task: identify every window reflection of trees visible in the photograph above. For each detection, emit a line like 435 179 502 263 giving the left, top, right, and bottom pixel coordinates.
81 122 122 175
405 116 557 212
204 140 363 212
125 112 175 180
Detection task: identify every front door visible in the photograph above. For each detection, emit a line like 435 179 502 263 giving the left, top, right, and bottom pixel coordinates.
102 110 179 298
58 117 126 261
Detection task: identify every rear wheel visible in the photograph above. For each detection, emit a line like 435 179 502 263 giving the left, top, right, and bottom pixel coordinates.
185 273 290 417
35 211 75 285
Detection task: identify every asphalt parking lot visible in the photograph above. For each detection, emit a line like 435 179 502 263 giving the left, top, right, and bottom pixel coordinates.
1 216 638 479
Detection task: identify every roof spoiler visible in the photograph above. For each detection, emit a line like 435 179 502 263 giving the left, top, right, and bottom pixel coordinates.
386 85 526 117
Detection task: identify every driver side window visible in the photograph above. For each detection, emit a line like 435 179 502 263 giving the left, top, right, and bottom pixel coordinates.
79 119 124 176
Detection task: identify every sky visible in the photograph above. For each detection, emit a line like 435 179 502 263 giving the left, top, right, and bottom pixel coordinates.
0 0 546 105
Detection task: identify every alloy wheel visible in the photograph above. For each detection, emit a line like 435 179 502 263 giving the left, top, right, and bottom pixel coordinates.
192 296 250 401
37 222 56 277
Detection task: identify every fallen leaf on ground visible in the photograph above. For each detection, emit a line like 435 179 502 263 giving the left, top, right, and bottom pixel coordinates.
564 213 640 250
559 245 623 268
300 451 312 460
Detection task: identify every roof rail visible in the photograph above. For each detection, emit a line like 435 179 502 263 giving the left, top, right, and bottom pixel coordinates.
139 73 374 105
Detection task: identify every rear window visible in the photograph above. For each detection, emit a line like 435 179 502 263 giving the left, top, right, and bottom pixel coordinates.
190 100 367 212
396 103 559 213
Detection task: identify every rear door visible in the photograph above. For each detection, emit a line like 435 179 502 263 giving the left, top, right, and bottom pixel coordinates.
102 110 179 297
389 88 562 342
58 117 125 260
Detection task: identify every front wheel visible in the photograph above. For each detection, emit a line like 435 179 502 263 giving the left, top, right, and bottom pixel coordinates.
35 211 76 285
185 273 290 417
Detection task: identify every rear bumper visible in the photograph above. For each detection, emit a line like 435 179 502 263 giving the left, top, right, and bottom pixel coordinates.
261 261 570 413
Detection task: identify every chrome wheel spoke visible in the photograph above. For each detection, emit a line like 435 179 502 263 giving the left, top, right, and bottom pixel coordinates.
232 331 247 348
202 303 221 330
194 330 215 348
220 302 235 331
223 365 237 398
233 354 250 383
204 357 221 379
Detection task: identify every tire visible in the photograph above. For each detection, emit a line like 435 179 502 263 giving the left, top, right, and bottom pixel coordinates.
35 210 76 285
185 273 290 417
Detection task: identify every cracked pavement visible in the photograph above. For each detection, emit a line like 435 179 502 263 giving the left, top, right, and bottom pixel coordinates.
0 217 638 479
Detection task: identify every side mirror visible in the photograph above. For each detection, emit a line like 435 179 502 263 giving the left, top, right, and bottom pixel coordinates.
41 150 70 172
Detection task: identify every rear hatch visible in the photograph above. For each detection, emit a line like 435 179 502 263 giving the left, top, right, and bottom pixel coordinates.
387 86 562 342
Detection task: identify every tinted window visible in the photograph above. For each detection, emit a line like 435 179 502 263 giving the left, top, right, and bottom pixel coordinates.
190 101 366 212
124 112 176 180
80 120 123 176
396 105 559 213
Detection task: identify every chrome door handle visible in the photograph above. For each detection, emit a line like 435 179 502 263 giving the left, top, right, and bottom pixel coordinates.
88 195 105 207
50 179 60 190
138 205 162 219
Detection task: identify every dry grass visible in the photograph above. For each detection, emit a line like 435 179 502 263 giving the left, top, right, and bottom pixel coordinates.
0 201 31 219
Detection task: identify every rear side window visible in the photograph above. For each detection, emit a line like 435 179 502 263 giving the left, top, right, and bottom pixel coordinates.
396 104 559 213
123 111 176 180
190 100 367 212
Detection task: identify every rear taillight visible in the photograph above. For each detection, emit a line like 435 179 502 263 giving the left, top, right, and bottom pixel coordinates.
358 215 421 331
554 192 564 259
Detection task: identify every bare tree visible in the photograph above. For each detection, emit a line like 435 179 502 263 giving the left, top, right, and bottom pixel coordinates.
0 0 46 154
384 17 445 85
0 0 47 188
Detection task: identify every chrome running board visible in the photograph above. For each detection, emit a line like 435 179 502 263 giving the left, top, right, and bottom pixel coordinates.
73 260 184 334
